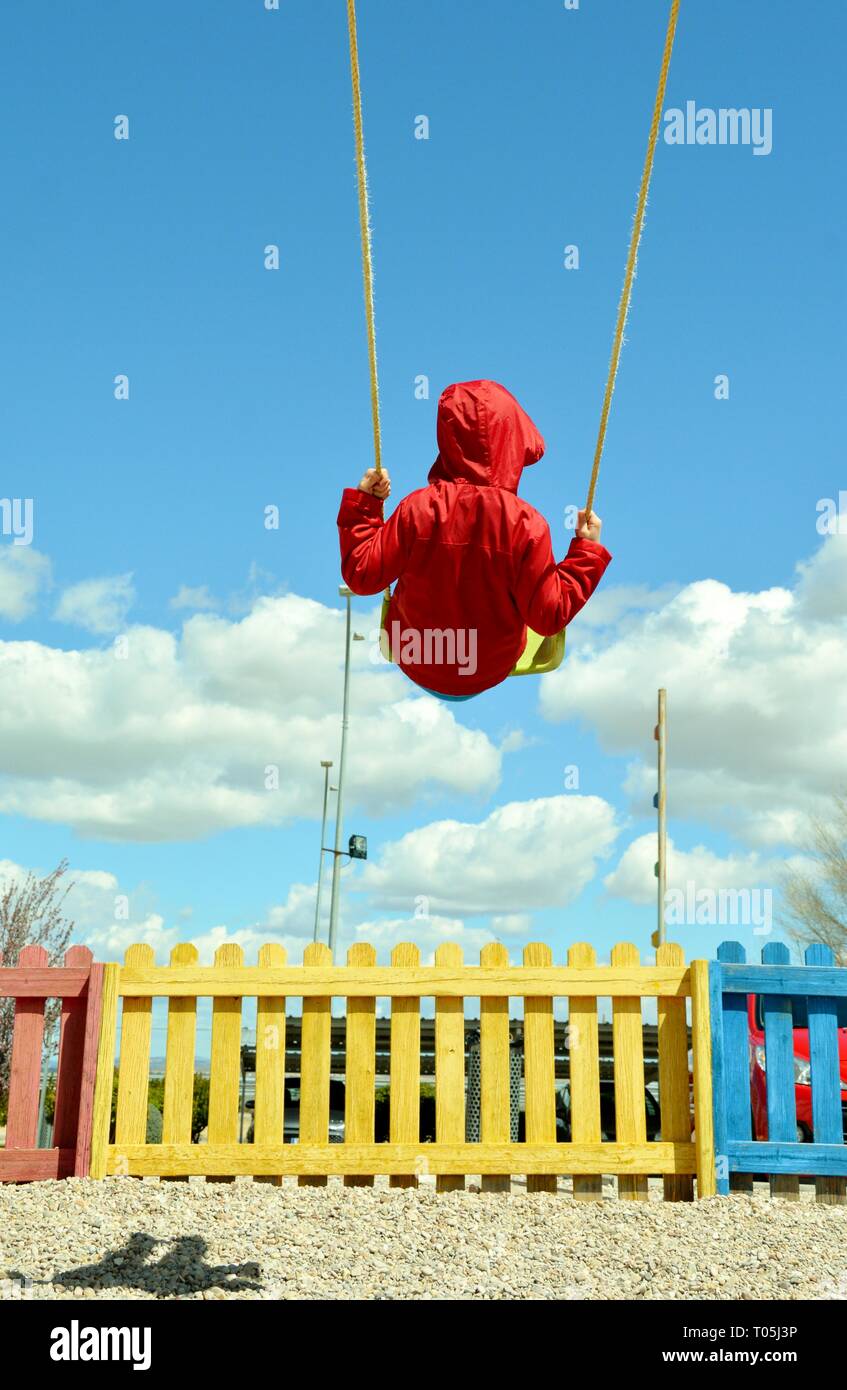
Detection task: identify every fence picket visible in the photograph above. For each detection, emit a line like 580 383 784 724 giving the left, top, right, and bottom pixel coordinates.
480 942 511 1194
716 941 753 1193
805 943 846 1206
52 946 104 1177
761 942 800 1200
162 942 199 1182
524 942 556 1194
690 959 716 1198
6 945 49 1150
115 944 154 1156
207 943 244 1183
254 943 287 1186
656 942 693 1202
299 942 332 1188
344 942 376 1188
53 946 92 1160
612 942 648 1201
389 943 421 1189
568 942 602 1199
89 963 121 1179
435 942 465 1193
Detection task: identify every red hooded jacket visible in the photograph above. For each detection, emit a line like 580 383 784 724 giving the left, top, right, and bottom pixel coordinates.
337 380 611 696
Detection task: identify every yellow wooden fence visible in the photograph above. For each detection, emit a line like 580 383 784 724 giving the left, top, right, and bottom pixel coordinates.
90 940 715 1198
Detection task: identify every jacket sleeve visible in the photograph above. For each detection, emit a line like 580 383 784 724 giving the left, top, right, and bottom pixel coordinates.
514 522 612 636
337 487 408 595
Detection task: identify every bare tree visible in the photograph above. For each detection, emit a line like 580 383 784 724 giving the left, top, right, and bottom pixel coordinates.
778 795 847 963
0 860 76 1102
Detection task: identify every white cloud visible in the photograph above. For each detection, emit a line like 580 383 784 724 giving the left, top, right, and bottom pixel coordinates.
603 833 797 907
0 546 51 621
0 593 503 840
359 795 619 916
574 582 682 631
54 573 135 634
795 535 847 621
490 913 533 936
349 914 494 963
169 585 219 612
540 535 847 847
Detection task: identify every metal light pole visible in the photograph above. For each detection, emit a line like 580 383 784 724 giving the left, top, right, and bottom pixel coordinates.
313 760 333 942
328 587 365 961
655 688 668 946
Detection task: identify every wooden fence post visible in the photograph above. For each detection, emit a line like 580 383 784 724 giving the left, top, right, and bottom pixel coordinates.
344 942 376 1187
207 943 244 1183
299 941 332 1188
162 942 199 1182
89 963 121 1179
524 942 556 1194
569 942 602 1199
389 943 420 1189
805 943 846 1206
611 943 648 1202
435 942 465 1193
480 942 511 1195
690 958 716 1198
656 942 693 1201
254 942 287 1186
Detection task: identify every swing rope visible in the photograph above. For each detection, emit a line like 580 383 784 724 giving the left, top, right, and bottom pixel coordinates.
584 0 681 520
346 0 681 524
346 0 383 476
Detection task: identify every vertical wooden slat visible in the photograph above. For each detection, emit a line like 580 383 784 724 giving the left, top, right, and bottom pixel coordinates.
389 942 421 1189
656 942 693 1201
114 943 155 1155
805 943 846 1206
611 942 648 1201
480 941 511 1194
53 948 104 1177
53 946 94 1158
344 942 376 1188
299 941 332 1188
6 945 48 1150
435 942 465 1193
73 960 105 1177
717 941 753 1193
708 958 730 1197
568 942 602 1199
524 942 556 1194
207 942 244 1183
162 942 199 1183
762 941 799 1200
690 958 716 1198
89 963 120 1178
254 943 287 1186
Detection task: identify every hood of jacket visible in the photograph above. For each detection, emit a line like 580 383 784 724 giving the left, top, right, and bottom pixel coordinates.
427 380 545 494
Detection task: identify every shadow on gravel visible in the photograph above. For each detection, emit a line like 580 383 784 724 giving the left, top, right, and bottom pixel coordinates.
49 1233 263 1297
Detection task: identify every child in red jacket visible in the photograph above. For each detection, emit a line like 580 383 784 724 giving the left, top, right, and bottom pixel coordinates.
337 379 611 699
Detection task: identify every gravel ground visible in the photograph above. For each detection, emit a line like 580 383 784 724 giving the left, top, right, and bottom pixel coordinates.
1 1177 846 1301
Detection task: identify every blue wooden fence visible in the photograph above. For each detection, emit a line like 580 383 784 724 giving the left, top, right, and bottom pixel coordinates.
710 941 847 1199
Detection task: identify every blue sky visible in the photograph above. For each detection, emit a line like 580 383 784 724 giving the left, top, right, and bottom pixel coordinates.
0 0 845 1021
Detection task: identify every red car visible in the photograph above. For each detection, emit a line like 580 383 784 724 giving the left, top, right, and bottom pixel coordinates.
749 994 847 1141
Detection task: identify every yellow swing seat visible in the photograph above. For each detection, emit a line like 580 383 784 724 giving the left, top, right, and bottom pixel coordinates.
379 592 565 678
510 625 565 676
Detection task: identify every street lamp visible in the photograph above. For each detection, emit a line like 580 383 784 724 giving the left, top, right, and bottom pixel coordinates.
313 760 333 942
328 586 366 961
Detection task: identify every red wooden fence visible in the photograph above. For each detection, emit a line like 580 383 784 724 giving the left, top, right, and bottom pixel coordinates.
0 944 104 1180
